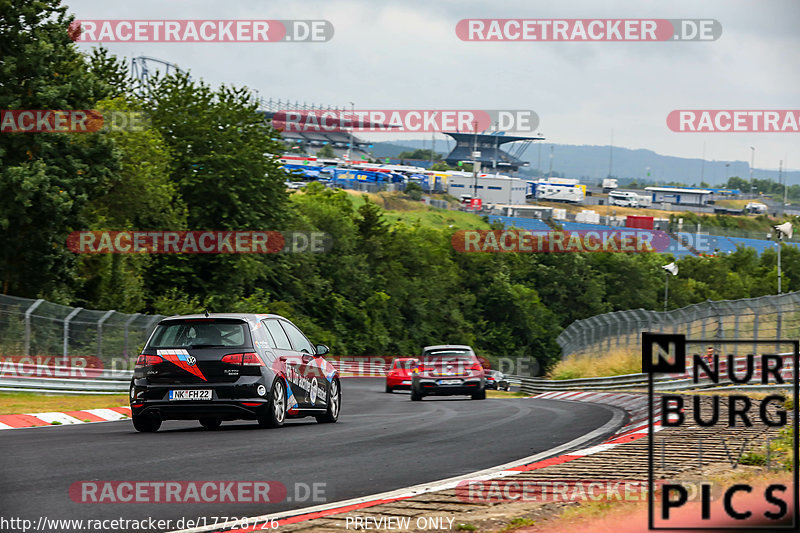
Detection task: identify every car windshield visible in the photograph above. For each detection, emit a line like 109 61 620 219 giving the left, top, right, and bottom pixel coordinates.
148 320 248 348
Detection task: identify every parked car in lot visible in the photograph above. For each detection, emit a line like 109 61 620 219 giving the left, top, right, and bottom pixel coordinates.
130 313 340 432
484 369 510 391
411 345 485 401
385 357 418 392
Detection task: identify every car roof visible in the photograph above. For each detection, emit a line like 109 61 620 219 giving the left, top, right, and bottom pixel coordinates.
422 345 474 351
159 313 288 328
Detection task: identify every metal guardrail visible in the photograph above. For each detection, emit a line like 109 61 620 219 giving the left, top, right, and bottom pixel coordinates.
515 353 796 394
514 373 794 395
0 361 392 395
0 365 133 394
1 361 521 395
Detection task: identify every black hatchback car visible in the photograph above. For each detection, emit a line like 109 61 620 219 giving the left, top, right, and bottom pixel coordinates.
130 313 340 432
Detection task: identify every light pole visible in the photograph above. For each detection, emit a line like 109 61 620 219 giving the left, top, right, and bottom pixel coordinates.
493 123 499 171
472 120 479 199
537 138 542 177
772 223 793 294
749 146 756 197
780 159 786 206
346 101 355 161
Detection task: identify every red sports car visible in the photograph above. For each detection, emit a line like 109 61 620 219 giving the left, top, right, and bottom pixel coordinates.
385 357 418 393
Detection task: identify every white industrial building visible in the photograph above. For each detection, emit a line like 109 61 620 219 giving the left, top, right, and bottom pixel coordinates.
447 174 528 205
644 187 713 206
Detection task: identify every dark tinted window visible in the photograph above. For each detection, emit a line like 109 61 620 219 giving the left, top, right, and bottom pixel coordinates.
264 319 292 350
280 320 314 354
148 320 248 348
251 322 275 358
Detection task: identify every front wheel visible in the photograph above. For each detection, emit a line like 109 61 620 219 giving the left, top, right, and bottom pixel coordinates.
316 379 341 423
132 412 161 433
411 389 423 401
258 379 286 428
385 384 393 393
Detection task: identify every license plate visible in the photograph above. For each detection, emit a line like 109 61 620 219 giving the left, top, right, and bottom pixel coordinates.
402 380 411 385
169 389 211 401
438 379 461 385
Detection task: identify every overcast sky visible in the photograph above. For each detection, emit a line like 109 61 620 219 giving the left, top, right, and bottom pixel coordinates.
66 0 800 171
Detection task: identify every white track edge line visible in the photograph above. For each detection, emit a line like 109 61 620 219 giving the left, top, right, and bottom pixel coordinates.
170 403 626 533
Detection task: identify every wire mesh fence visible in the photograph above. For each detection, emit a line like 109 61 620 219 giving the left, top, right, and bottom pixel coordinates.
557 291 800 360
0 294 164 371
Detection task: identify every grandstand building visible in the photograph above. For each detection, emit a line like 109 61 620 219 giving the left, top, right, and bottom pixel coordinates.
256 99 386 160
443 132 544 172
260 110 374 159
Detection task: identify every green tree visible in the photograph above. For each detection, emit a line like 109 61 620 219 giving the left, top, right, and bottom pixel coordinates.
139 72 290 306
404 182 423 201
75 97 186 311
396 149 441 160
0 0 120 300
725 176 750 192
316 144 335 158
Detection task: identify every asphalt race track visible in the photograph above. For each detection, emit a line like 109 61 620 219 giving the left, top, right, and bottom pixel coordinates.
0 379 621 532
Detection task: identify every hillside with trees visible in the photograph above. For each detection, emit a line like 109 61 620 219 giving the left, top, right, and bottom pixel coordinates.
2 0 798 372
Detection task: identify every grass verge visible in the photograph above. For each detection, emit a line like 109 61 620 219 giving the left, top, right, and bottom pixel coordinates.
548 348 640 380
0 392 128 415
487 389 529 399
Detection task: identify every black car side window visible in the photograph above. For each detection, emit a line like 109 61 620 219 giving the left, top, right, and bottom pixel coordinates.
279 320 315 354
264 319 292 350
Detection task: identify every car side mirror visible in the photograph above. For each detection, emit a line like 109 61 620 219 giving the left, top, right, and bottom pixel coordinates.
315 344 330 356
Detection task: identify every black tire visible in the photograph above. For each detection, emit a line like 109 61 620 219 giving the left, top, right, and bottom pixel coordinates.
132 412 161 433
199 417 222 430
385 384 393 393
411 388 423 401
316 379 341 423
471 389 486 400
258 379 286 428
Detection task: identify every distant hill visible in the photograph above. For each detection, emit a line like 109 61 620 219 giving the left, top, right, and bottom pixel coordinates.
369 140 799 187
